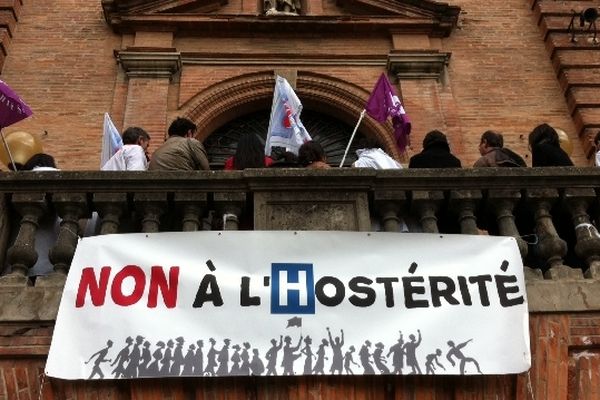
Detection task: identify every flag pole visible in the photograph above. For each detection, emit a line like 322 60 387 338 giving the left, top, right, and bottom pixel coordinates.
339 109 366 168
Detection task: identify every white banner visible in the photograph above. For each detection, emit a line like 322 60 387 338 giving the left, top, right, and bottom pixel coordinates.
46 231 530 379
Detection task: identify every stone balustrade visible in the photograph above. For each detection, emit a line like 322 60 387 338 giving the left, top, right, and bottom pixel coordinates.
0 167 599 319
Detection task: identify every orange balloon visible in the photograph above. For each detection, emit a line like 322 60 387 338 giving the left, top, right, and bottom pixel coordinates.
0 131 43 168
554 128 573 156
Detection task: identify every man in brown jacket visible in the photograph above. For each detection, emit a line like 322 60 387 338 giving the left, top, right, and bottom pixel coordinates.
149 117 210 171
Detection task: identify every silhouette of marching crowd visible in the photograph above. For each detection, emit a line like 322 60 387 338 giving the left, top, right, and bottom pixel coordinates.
84 327 482 379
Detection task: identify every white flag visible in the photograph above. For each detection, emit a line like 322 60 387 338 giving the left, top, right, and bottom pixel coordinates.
100 113 123 168
264 76 311 156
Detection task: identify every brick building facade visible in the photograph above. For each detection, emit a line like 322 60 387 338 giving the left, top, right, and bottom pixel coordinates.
0 0 595 169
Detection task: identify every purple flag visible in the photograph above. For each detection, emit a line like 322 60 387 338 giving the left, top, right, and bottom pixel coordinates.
0 80 32 129
365 73 411 152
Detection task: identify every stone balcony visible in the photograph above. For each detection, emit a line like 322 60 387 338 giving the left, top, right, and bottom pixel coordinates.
0 167 599 321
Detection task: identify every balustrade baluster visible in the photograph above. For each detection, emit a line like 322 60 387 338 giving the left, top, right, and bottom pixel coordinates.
134 193 167 233
374 191 407 232
526 189 578 279
1 193 46 286
46 193 88 284
411 190 443 233
564 188 600 278
214 193 246 231
94 193 128 235
175 193 207 232
449 190 481 235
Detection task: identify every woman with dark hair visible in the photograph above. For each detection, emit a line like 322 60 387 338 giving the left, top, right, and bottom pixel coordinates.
298 140 331 169
22 153 58 171
224 134 273 170
528 123 573 167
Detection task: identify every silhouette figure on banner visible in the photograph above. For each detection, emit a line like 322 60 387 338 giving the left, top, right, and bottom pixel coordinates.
216 338 231 376
343 345 359 374
446 339 482 374
387 331 404 374
250 349 265 375
125 335 144 378
193 340 204 375
111 336 132 378
139 340 152 377
327 327 344 375
204 338 218 376
170 336 185 375
85 340 113 379
230 344 242 375
240 342 251 375
425 349 445 375
182 344 196 375
281 335 303 375
160 339 174 375
265 336 283 376
373 342 390 374
146 341 164 377
403 330 422 374
301 336 315 375
359 340 375 374
312 338 329 375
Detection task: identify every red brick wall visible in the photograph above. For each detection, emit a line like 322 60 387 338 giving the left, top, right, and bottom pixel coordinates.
0 0 587 170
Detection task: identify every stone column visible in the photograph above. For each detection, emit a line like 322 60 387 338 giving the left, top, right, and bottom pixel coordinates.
214 193 246 231
46 193 88 284
134 193 167 233
525 189 576 279
487 190 528 257
563 188 600 278
411 190 444 233
1 193 46 286
449 189 481 235
94 193 129 235
373 191 407 232
174 193 208 232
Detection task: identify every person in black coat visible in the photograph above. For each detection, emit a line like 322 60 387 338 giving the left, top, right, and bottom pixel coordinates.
528 123 573 167
408 130 462 168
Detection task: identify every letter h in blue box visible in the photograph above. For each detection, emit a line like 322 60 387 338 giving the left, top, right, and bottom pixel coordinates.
271 263 315 314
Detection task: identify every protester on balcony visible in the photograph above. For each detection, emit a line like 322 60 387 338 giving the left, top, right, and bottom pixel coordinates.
594 131 600 166
473 130 526 168
352 136 403 169
528 124 573 167
101 127 150 171
408 130 462 168
269 149 300 168
298 140 331 169
21 153 58 171
148 117 210 171
224 133 273 170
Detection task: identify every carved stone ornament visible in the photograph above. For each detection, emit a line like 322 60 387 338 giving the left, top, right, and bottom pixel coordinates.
264 0 301 15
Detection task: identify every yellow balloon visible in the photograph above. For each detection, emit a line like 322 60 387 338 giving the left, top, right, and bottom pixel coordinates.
0 131 43 168
555 128 573 156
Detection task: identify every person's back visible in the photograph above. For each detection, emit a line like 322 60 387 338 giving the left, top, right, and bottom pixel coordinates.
528 123 573 167
224 133 273 170
409 130 461 168
102 127 151 171
149 117 209 171
352 137 402 169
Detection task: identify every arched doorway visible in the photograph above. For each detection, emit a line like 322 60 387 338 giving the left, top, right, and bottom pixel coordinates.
204 109 366 169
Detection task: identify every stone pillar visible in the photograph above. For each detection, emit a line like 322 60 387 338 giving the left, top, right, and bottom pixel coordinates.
134 193 167 233
94 193 129 235
525 189 576 279
449 189 481 235
174 193 208 232
47 193 88 283
214 193 246 231
563 188 600 278
373 191 407 232
411 190 444 233
1 193 46 286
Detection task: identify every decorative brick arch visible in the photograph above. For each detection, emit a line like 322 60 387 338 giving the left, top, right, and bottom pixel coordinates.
182 71 402 159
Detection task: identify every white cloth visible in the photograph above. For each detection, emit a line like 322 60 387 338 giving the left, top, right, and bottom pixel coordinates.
101 144 147 171
352 148 403 169
595 150 600 167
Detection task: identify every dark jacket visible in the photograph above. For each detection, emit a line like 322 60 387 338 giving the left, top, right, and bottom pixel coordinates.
409 142 462 168
531 143 573 167
474 147 526 167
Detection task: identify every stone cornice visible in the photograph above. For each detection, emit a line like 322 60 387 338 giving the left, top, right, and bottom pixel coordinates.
116 49 182 79
181 52 387 66
387 50 451 80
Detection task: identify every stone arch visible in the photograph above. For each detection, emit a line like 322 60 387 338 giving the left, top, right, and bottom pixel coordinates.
181 70 401 159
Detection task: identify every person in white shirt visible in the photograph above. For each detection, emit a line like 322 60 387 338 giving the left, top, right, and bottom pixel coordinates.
102 127 151 171
352 137 403 169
